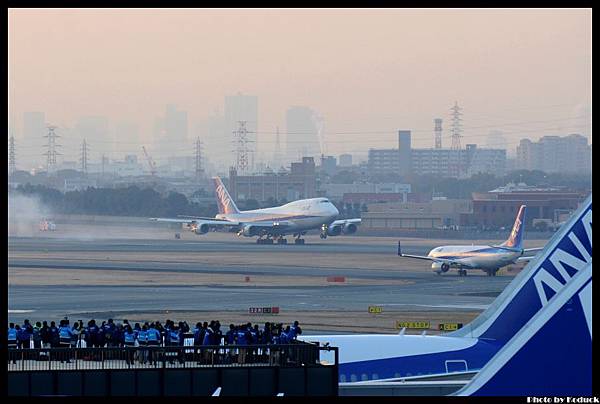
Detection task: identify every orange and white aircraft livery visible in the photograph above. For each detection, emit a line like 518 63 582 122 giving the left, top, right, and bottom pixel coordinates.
150 177 361 244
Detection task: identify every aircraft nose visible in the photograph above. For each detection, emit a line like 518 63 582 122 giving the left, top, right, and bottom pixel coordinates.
331 204 339 216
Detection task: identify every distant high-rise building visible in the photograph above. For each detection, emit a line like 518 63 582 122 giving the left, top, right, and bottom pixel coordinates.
285 106 320 162
339 153 353 167
368 131 412 176
516 134 591 174
195 110 226 174
320 155 337 175
22 111 46 167
464 144 507 177
225 93 258 170
398 130 412 176
152 104 188 160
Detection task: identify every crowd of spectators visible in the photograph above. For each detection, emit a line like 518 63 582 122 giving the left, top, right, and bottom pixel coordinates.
8 317 304 365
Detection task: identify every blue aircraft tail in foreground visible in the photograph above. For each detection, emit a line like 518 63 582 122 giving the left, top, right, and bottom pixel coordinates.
456 196 592 396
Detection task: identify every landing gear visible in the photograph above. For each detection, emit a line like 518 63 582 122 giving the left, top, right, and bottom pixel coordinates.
320 224 328 239
256 236 274 245
294 233 306 245
486 269 497 277
276 237 288 245
458 269 468 277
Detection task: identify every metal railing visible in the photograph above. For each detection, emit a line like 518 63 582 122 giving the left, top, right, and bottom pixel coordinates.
7 343 338 372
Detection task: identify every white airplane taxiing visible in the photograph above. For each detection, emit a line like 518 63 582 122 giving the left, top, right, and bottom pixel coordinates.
398 205 544 276
150 177 361 244
300 194 591 393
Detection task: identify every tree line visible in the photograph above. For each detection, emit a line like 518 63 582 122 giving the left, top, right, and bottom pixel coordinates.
12 184 218 218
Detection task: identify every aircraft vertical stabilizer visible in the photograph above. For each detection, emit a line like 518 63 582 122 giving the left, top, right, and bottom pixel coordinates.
501 204 526 250
449 195 592 343
455 259 592 395
213 177 240 215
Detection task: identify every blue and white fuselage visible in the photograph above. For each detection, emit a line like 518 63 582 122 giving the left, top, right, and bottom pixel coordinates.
150 177 361 243
427 245 523 271
398 205 544 276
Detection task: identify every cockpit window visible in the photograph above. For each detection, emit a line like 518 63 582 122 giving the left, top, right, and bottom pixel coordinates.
320 199 330 203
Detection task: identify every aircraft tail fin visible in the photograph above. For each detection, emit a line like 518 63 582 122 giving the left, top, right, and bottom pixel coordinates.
213 177 240 215
455 259 592 395
448 195 591 344
500 205 526 250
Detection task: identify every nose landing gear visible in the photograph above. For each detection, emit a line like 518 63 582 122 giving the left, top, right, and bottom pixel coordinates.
320 224 328 239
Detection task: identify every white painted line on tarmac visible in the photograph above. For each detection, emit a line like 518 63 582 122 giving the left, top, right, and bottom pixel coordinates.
380 303 490 310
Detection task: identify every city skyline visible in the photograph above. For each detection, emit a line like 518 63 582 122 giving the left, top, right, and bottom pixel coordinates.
9 8 591 169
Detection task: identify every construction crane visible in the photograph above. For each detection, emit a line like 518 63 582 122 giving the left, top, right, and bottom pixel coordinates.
142 146 157 177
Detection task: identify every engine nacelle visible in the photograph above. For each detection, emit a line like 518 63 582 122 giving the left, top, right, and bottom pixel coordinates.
327 224 342 236
432 262 450 273
342 223 358 234
194 223 210 235
242 225 260 237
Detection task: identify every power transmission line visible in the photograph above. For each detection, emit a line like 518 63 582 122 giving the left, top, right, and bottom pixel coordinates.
80 139 90 176
43 125 61 173
194 136 204 180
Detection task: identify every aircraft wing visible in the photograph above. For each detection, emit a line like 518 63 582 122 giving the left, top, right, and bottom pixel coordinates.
516 255 538 262
400 254 465 267
397 241 467 266
149 217 240 226
331 218 362 226
523 247 544 252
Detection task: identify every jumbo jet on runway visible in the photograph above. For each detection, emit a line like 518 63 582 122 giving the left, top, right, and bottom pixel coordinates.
398 205 544 276
300 195 591 389
150 177 361 244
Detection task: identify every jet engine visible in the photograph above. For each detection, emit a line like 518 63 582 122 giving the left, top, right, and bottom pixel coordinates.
194 223 210 235
432 262 450 273
342 223 358 234
241 225 260 237
326 224 342 236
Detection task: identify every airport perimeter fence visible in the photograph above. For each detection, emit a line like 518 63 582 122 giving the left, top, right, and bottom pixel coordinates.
7 345 339 397
7 343 334 372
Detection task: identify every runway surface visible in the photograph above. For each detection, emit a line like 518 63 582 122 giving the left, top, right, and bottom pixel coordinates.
8 233 519 330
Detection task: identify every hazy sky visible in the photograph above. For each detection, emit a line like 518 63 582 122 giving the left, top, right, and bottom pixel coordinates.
9 8 591 161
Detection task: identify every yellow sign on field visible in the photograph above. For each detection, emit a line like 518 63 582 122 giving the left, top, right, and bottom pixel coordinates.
438 323 463 331
396 321 430 329
368 306 383 314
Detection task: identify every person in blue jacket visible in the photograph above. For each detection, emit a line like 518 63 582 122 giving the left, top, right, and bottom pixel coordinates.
123 325 136 365
20 320 33 350
289 321 302 341
103 319 116 348
32 322 42 350
17 323 31 350
168 324 183 364
58 320 73 363
8 323 18 364
85 320 100 348
114 324 124 348
49 321 60 349
137 324 148 364
147 323 161 366
236 324 250 364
